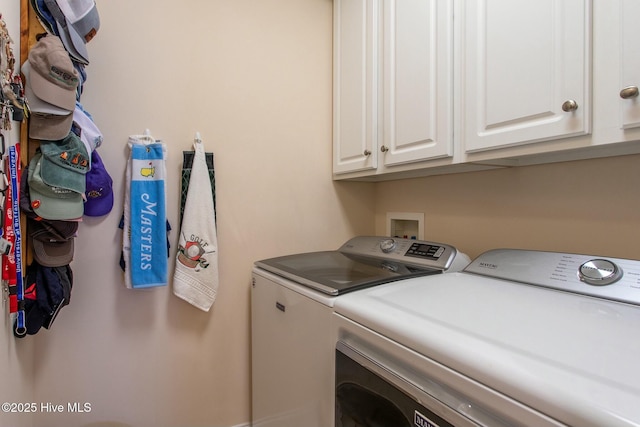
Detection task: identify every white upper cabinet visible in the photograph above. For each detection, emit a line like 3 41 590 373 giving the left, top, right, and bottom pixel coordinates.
459 0 591 153
581 0 640 147
333 0 378 174
333 0 454 175
618 0 640 130
333 0 640 181
380 0 453 166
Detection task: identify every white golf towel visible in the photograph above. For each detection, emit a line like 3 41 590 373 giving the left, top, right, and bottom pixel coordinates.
173 140 219 311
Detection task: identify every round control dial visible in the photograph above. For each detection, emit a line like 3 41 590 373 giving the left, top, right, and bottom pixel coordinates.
380 238 397 253
578 259 622 286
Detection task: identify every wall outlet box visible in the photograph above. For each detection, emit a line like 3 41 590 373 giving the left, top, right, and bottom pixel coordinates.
386 212 424 240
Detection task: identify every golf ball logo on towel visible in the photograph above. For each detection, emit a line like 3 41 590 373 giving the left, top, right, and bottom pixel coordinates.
177 234 214 271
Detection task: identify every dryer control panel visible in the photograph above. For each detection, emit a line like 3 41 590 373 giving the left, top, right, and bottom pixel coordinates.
465 249 640 305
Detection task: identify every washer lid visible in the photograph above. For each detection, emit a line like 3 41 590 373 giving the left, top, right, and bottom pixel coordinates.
334 269 640 427
254 236 467 296
255 250 441 296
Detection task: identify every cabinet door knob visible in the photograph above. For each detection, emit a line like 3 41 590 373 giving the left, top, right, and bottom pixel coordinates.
561 99 579 112
380 146 389 153
363 149 371 156
620 86 639 99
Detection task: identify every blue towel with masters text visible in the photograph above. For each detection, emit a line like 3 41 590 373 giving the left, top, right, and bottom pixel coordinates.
130 143 167 288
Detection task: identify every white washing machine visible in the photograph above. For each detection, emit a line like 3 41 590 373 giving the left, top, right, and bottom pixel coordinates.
251 236 470 427
333 249 640 427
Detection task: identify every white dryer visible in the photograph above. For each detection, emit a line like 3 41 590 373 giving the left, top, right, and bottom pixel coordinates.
251 236 469 427
334 249 640 426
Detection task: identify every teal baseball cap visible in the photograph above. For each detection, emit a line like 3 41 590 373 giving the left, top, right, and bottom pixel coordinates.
28 153 84 221
39 131 89 194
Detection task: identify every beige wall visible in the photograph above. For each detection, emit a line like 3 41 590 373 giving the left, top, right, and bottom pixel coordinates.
375 154 640 261
26 1 374 427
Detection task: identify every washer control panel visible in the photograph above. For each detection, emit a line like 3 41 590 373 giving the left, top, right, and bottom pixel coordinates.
465 249 640 305
405 242 446 260
339 236 468 271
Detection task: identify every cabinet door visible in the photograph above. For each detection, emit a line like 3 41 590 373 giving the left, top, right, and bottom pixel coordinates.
460 0 591 153
381 0 453 166
333 0 379 174
619 0 640 129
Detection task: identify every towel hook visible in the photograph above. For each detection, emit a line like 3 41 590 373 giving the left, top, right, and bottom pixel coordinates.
194 132 202 144
140 129 155 143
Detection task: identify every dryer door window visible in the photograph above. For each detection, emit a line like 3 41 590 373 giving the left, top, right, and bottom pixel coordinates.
335 340 518 427
336 347 454 427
